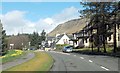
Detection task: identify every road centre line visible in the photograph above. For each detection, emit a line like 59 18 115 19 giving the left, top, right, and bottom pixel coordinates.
88 60 93 63
80 57 84 59
100 66 109 71
74 55 76 56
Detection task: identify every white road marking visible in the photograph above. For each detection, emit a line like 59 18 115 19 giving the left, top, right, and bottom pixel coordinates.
58 52 70 55
80 57 84 59
89 60 93 63
66 53 70 55
74 55 76 56
100 66 109 71
50 51 71 55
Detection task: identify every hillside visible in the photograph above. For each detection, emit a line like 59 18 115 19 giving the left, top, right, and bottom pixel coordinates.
48 18 87 36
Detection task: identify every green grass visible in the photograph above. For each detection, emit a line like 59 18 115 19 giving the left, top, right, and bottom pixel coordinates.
5 52 53 71
2 50 26 63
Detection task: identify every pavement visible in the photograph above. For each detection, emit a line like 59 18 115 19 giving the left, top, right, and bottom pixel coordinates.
1 52 35 71
47 51 119 72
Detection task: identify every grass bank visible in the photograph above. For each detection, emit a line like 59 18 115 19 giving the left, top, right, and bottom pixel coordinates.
1 50 26 64
5 52 53 71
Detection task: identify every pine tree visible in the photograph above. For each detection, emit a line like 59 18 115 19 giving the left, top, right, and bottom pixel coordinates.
0 20 7 55
80 2 119 53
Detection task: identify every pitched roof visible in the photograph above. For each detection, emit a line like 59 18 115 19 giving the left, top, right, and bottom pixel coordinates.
46 36 55 41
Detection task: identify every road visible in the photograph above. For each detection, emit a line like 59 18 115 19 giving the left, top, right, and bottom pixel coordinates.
47 51 119 73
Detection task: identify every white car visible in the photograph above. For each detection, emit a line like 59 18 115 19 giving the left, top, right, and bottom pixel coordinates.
62 46 73 53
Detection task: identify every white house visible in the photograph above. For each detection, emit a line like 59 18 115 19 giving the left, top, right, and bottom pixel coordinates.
56 34 73 45
71 31 90 48
107 28 120 47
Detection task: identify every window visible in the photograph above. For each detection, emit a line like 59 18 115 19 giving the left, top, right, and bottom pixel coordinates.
85 38 87 43
108 36 111 41
118 34 120 41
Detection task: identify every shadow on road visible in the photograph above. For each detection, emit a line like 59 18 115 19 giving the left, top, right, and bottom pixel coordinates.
73 51 120 58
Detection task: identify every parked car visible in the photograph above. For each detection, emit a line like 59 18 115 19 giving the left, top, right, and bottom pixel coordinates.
62 45 73 53
29 48 35 50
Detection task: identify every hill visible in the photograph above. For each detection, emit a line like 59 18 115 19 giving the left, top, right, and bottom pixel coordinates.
48 18 87 36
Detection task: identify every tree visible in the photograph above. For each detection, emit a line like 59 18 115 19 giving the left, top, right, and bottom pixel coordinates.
29 30 46 49
1 22 7 55
80 2 119 53
29 32 40 48
40 30 46 41
112 2 120 53
0 20 2 55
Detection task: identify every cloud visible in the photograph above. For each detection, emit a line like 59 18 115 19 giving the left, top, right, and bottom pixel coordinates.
1 6 79 35
43 18 54 25
1 10 36 35
52 6 79 25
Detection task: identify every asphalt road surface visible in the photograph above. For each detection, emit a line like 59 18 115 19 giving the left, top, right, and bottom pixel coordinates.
47 51 119 73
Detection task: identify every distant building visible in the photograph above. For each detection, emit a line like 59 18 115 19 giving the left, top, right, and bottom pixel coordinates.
45 36 56 49
7 34 29 50
56 33 73 45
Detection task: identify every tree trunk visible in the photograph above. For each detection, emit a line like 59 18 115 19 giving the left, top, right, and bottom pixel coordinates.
103 15 106 53
103 34 107 53
113 21 117 53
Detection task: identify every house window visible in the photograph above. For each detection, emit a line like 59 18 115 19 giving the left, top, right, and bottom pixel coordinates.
66 39 68 44
118 34 120 41
85 38 87 43
108 36 111 41
63 39 65 44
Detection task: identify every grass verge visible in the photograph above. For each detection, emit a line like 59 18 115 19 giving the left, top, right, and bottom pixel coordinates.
1 50 26 64
5 52 53 71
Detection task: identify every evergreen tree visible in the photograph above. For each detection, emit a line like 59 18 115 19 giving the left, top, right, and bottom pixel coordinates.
0 20 2 55
80 2 119 53
40 30 46 41
29 30 46 49
1 21 7 55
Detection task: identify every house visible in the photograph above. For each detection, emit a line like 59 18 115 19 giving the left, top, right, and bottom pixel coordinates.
107 24 120 47
71 30 89 48
45 36 56 49
7 34 29 50
56 33 73 45
71 19 120 48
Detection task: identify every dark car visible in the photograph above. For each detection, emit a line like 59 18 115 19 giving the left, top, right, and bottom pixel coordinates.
29 48 35 50
62 45 73 53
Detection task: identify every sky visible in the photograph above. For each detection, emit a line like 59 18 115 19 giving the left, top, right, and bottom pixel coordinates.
0 2 83 35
